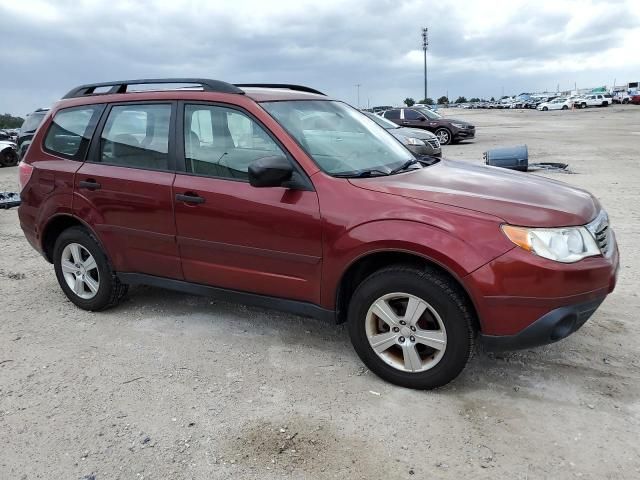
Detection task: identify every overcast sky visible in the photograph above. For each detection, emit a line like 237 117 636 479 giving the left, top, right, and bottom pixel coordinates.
2 0 639 115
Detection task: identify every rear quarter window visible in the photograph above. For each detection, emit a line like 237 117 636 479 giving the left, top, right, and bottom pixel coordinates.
43 105 104 160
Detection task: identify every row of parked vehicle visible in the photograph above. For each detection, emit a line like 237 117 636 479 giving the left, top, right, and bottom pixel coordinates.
0 128 20 167
451 92 640 110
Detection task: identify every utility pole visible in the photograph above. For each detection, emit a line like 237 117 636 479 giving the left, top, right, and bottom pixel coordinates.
355 84 361 108
422 27 428 101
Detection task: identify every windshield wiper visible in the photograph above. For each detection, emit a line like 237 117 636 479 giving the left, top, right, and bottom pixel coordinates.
389 158 420 175
334 168 390 178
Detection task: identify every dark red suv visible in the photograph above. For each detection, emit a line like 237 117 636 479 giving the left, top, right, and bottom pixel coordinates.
18 78 619 389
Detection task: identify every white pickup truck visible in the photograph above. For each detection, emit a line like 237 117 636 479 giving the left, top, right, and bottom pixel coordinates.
577 94 613 108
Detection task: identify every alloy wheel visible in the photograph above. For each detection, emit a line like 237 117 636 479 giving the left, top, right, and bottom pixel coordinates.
435 130 450 144
60 243 100 299
365 292 447 373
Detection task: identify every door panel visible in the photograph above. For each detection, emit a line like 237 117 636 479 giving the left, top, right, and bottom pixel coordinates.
74 102 182 279
75 163 181 278
173 175 322 302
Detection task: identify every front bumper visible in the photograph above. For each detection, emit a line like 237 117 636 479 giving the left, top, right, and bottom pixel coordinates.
480 297 604 351
465 232 619 349
453 128 475 140
407 143 441 157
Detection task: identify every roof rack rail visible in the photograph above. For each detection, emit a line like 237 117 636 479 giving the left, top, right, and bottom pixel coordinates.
62 78 244 99
234 84 325 96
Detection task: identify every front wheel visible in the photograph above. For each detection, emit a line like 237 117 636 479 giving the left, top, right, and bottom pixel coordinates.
542 106 548 111
562 105 569 110
581 103 587 109
347 266 474 389
53 227 127 311
434 128 452 145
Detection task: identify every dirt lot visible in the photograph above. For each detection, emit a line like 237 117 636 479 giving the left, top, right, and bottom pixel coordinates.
1 106 639 480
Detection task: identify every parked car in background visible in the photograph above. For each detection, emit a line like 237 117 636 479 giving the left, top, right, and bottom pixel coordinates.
382 107 475 145
17 107 49 160
612 92 631 104
578 94 612 108
0 139 18 167
630 94 640 105
537 97 573 111
363 111 441 157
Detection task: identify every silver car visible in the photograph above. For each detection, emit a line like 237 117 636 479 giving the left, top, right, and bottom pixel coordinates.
363 111 441 157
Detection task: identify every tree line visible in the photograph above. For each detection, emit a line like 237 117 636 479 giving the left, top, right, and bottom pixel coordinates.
402 96 497 106
0 113 25 129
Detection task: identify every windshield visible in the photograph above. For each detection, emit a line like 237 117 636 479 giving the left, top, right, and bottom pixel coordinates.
363 111 400 129
414 107 442 120
20 111 47 133
262 100 413 176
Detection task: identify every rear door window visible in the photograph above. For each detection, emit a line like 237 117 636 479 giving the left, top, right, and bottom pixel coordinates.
403 109 423 120
43 105 104 159
98 104 172 170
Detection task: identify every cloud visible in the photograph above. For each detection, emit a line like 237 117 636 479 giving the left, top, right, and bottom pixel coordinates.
1 0 639 114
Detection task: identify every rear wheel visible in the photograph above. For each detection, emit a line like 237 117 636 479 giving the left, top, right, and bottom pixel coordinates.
347 266 474 389
434 128 452 145
542 106 548 111
581 102 587 109
601 102 608 107
562 105 569 110
53 227 127 311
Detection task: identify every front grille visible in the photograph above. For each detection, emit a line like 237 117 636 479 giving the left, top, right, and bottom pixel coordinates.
586 211 612 256
427 139 440 149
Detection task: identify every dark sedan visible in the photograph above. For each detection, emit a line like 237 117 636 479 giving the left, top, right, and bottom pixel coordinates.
363 111 441 157
382 107 475 145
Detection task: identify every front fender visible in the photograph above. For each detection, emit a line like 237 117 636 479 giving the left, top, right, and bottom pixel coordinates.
321 218 513 308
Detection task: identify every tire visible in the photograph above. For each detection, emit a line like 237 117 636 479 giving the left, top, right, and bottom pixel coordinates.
602 102 608 107
623 99 629 105
434 128 452 145
53 226 127 311
542 106 548 111
581 103 587 109
347 265 474 389
562 105 568 110
0 148 18 167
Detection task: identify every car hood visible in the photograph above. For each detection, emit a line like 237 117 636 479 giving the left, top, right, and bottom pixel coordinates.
392 126 437 140
349 159 599 227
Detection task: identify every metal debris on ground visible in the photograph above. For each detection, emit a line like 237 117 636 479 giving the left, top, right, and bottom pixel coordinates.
0 192 21 209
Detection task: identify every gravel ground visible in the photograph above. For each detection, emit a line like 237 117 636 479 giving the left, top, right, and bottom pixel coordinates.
1 105 639 479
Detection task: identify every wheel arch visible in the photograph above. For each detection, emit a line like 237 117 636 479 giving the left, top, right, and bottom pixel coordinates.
41 214 108 264
334 249 480 332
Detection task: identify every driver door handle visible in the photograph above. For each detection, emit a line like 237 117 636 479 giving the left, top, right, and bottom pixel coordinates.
79 179 101 190
176 193 205 204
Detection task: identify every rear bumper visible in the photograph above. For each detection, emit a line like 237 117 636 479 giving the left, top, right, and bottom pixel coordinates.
480 297 604 351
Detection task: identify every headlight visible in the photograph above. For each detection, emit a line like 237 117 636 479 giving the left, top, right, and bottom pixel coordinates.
501 224 601 263
451 123 466 128
402 136 425 146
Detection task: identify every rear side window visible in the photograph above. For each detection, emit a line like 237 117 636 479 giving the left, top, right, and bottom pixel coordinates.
383 109 400 120
404 109 423 120
98 104 171 170
43 106 103 159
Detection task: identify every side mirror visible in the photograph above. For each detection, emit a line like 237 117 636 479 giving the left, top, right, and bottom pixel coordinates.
419 116 426 121
248 155 293 188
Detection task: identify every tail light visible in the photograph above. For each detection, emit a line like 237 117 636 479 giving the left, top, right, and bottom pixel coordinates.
18 161 34 193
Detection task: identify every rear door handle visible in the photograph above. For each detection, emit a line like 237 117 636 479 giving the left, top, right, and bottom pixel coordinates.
176 193 205 204
79 180 101 190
